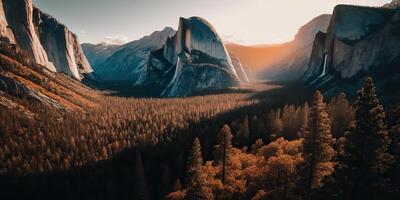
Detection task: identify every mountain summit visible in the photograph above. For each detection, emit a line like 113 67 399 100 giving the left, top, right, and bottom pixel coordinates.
137 16 241 97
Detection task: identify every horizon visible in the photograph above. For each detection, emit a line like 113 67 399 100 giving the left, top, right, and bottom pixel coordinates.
33 0 389 46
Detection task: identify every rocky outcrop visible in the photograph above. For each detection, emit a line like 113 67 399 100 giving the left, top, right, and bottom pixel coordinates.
136 17 240 97
0 0 92 80
304 5 400 102
0 74 65 109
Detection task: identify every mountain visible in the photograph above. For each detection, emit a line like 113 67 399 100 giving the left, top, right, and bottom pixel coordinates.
81 43 121 70
137 17 241 97
383 0 400 8
226 14 331 81
304 5 400 103
0 0 92 80
89 27 176 82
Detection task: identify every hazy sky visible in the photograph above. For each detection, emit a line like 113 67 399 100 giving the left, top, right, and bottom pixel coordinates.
33 0 390 45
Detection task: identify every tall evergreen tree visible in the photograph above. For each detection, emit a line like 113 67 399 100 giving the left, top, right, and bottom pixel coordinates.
334 77 394 200
186 138 214 200
134 153 149 200
300 91 336 198
390 118 400 198
214 124 233 184
327 93 354 138
235 115 250 148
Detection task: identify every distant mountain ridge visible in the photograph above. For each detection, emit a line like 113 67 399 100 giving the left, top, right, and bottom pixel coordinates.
0 0 92 80
81 43 122 69
89 27 176 82
226 14 332 81
83 17 243 97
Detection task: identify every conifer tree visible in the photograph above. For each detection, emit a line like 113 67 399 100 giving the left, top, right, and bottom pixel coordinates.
390 118 400 197
186 138 213 200
235 115 250 148
299 102 310 131
327 93 354 138
214 124 233 184
334 77 394 199
134 153 149 200
300 91 336 198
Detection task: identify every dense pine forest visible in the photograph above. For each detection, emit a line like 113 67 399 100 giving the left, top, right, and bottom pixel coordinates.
1 43 399 200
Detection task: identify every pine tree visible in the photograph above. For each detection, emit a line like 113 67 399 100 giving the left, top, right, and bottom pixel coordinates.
186 138 213 200
134 153 149 200
390 118 400 198
300 91 336 198
268 109 283 140
334 77 394 200
327 93 354 138
214 124 233 184
235 115 250 148
299 102 310 133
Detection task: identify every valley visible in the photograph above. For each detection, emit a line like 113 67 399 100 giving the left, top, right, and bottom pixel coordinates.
1 0 400 199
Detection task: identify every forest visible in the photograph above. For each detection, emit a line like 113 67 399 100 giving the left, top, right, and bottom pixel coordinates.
0 40 400 200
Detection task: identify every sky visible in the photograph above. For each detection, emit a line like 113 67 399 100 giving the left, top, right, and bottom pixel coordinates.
33 0 390 45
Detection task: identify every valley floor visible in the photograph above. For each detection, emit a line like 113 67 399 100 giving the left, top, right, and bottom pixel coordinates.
0 80 313 200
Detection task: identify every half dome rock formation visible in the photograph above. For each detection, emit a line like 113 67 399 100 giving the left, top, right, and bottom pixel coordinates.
137 17 240 97
304 5 400 102
0 0 92 80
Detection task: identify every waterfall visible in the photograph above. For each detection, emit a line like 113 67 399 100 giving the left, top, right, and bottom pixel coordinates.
320 53 328 77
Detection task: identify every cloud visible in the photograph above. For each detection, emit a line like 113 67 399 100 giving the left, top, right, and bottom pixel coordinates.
81 30 87 34
103 35 129 45
221 34 244 44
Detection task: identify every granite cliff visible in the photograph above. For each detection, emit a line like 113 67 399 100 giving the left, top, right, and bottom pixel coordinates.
0 0 92 80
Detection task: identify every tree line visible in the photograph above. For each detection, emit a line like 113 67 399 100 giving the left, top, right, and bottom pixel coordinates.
167 77 400 200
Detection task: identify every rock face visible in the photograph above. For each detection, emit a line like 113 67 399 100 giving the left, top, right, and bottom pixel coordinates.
0 0 92 80
137 17 240 97
383 0 400 9
0 1 15 44
33 8 93 79
229 53 250 82
91 27 176 82
2 0 55 71
304 5 400 102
